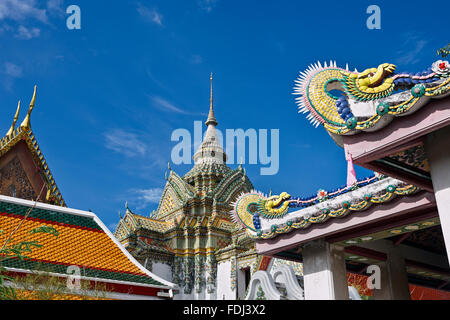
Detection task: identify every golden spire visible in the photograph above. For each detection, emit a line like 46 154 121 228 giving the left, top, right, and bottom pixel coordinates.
20 85 37 130
6 100 21 137
205 73 218 126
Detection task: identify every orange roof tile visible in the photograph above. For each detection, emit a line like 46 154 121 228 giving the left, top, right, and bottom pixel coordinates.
0 195 175 298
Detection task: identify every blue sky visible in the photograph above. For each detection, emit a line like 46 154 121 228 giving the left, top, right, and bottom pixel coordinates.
0 0 449 230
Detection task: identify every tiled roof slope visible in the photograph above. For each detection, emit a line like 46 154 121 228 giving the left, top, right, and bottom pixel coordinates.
0 195 175 297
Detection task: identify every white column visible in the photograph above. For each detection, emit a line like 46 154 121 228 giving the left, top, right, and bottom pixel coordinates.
302 240 349 300
216 259 235 300
425 125 450 261
372 245 410 300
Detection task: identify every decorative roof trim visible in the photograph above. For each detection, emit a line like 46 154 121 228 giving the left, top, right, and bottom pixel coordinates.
293 59 450 135
254 181 418 239
154 171 188 219
214 167 253 203
230 177 419 240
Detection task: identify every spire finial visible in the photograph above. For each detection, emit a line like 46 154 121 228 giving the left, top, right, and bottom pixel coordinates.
6 100 21 137
205 73 218 126
210 72 213 105
20 85 37 131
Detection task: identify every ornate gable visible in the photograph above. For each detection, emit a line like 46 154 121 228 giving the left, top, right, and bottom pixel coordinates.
0 87 65 206
114 216 132 242
0 156 37 200
155 170 193 219
214 166 254 204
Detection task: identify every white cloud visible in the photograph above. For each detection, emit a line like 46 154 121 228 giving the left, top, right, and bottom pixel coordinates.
135 188 163 204
0 0 50 40
46 0 64 17
104 129 147 157
125 187 163 211
4 62 22 78
137 3 163 26
395 34 428 66
0 0 48 23
198 0 218 12
150 95 188 114
15 25 40 39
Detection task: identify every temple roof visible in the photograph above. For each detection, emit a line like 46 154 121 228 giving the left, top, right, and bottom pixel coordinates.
0 86 65 206
0 195 175 297
114 75 253 239
115 207 170 241
183 161 231 181
184 76 229 181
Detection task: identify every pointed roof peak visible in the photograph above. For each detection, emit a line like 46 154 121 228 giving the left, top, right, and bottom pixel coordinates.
205 73 218 126
6 100 21 137
20 85 37 130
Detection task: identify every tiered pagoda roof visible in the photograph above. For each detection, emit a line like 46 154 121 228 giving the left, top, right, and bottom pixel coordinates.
114 74 255 264
184 73 230 182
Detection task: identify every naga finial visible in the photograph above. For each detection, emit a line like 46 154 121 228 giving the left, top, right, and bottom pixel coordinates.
45 187 52 202
20 85 37 130
6 100 21 137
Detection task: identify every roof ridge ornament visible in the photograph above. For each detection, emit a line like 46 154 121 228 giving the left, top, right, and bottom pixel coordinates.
205 73 218 126
294 59 448 135
6 100 21 137
20 85 37 131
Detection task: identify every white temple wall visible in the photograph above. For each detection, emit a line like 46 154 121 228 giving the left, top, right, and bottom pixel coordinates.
426 125 450 260
152 262 173 282
216 260 235 300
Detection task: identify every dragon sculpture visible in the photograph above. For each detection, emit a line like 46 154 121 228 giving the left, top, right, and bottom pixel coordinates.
231 57 450 237
231 191 292 232
293 59 450 134
231 176 419 238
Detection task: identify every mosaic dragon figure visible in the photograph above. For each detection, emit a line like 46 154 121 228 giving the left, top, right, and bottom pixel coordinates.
231 191 291 232
232 58 450 237
293 59 450 134
231 175 421 238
